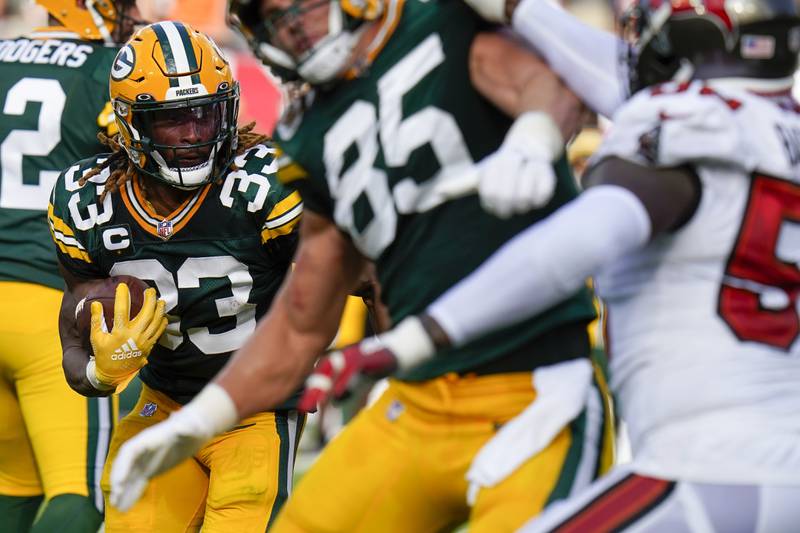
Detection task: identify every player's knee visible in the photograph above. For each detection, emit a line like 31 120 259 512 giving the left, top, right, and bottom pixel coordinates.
206 466 272 511
204 474 285 533
206 484 271 512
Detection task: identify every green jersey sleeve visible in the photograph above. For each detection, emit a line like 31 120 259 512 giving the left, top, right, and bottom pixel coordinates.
48 154 111 280
229 143 303 265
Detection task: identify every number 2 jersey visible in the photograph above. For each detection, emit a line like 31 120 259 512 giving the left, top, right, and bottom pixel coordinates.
48 145 302 404
0 28 119 290
274 0 596 381
593 80 800 484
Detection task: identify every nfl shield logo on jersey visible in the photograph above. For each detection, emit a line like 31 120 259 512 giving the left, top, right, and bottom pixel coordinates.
157 219 173 240
139 402 158 417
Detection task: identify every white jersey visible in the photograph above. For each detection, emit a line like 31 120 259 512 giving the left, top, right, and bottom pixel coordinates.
594 80 800 485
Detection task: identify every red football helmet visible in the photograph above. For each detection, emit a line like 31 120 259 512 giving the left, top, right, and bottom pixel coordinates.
622 0 800 92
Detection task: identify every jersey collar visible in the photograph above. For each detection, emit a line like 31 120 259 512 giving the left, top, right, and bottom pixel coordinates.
120 176 212 240
705 76 795 97
344 0 405 79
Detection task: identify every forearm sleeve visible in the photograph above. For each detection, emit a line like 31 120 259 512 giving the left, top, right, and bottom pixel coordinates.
427 185 651 346
512 0 629 117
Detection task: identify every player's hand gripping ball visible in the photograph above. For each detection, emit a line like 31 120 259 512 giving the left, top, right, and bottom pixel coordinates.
75 275 148 337
75 276 167 391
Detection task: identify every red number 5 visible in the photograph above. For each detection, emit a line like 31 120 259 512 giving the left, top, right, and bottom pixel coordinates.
718 174 800 350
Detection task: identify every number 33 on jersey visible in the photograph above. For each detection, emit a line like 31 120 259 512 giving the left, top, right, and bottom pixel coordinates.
48 144 302 403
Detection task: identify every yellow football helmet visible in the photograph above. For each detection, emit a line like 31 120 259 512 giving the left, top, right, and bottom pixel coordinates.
37 0 141 44
228 0 385 84
109 22 239 189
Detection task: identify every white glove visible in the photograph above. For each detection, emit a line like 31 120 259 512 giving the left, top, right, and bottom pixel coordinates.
463 0 508 22
478 112 564 218
109 384 238 511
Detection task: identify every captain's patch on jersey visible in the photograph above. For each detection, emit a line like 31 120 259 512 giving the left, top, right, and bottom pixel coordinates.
111 44 135 81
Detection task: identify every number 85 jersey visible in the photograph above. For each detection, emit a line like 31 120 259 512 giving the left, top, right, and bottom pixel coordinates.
274 0 596 382
48 144 302 404
592 80 800 485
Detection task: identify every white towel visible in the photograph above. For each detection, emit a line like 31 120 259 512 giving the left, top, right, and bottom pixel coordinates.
466 358 593 504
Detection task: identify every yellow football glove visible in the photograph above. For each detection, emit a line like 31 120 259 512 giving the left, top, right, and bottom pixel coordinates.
88 283 167 392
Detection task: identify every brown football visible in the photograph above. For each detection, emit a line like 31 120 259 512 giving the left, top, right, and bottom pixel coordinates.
74 275 151 345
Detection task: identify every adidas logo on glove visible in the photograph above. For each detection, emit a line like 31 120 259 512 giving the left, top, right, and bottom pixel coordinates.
111 339 143 360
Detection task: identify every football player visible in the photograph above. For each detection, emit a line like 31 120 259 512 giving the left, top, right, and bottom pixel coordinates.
49 22 304 532
0 1 143 531
307 0 800 530
108 1 616 531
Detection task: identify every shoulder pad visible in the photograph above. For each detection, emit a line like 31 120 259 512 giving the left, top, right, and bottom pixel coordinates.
232 143 278 176
49 153 114 266
51 154 113 206
220 143 301 221
595 82 756 171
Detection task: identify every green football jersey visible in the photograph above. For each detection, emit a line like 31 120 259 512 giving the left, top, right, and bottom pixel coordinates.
49 144 302 404
0 28 120 290
275 0 597 381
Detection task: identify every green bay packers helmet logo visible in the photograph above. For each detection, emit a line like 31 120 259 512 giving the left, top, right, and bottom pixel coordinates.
111 44 136 81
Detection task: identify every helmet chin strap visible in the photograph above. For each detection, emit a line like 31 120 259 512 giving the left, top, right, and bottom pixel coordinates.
150 149 216 189
297 26 366 84
168 180 208 191
671 58 695 84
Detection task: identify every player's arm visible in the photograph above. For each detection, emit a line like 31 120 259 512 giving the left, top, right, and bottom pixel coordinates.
304 160 701 387
58 265 110 397
58 264 166 397
423 159 699 347
216 209 366 414
109 210 366 511
470 32 586 139
466 0 628 118
469 32 589 217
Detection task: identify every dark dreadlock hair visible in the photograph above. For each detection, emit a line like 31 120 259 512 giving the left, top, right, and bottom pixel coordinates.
79 122 271 201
